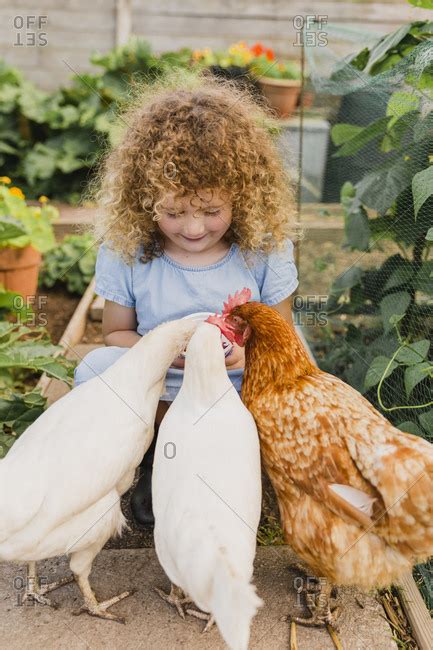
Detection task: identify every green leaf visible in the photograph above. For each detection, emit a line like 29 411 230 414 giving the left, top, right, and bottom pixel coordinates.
0 217 28 244
397 421 424 436
414 110 433 142
396 340 431 365
384 264 414 291
419 409 433 433
331 123 363 146
386 92 419 127
364 356 398 391
357 157 414 214
332 266 363 292
426 227 433 241
380 291 411 333
332 117 390 158
415 261 433 294
405 362 432 397
13 406 45 434
344 207 371 251
412 165 433 219
22 143 58 185
408 0 433 8
365 24 412 74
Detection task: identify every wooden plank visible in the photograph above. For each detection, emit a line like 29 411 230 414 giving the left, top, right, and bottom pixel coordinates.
45 343 101 404
116 0 132 46
398 572 433 650
36 277 96 400
132 1 432 23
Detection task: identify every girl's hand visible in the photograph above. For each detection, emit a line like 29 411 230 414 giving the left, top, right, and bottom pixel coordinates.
171 354 185 369
224 342 245 369
170 342 245 370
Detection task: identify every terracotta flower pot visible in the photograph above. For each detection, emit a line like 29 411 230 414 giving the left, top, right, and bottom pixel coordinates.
256 77 301 118
0 245 42 298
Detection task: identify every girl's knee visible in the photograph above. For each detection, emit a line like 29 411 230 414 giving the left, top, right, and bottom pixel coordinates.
74 346 127 387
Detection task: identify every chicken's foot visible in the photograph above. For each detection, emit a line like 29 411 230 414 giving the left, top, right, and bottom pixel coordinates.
155 583 192 619
292 578 341 628
186 607 215 633
73 574 132 623
18 562 74 608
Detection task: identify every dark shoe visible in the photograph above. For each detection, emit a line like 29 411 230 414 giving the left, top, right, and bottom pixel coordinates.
130 428 158 529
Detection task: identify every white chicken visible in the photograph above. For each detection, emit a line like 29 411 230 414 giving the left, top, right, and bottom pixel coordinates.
0 318 197 622
153 322 263 650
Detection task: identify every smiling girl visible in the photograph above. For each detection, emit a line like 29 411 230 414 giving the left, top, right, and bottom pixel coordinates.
74 72 299 527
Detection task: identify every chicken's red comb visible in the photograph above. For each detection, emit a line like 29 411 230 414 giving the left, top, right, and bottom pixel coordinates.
205 313 225 327
205 313 236 343
222 288 252 316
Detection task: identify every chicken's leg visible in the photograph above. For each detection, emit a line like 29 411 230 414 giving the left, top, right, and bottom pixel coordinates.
292 577 340 628
70 545 132 623
186 607 215 632
73 574 131 623
19 562 74 608
155 583 192 619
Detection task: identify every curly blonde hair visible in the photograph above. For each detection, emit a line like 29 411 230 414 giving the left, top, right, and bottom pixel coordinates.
93 69 297 264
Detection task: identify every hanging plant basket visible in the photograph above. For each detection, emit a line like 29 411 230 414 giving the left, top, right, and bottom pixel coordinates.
256 77 301 118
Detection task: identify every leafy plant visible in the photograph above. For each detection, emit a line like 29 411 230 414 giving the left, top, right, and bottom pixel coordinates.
0 321 74 388
192 41 302 80
39 233 97 295
250 55 301 81
0 315 75 456
0 39 194 202
0 389 46 457
0 180 56 251
318 21 433 440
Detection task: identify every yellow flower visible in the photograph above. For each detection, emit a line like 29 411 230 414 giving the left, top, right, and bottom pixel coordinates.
38 195 49 203
0 176 11 184
403 155 411 161
9 186 25 200
429 154 433 163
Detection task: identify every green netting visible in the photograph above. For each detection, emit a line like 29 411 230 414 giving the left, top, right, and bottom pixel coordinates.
297 19 432 442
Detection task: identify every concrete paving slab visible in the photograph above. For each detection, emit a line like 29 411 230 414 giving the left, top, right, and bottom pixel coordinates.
0 547 395 650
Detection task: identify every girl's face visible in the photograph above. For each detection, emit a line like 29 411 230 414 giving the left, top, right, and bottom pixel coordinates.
155 188 232 254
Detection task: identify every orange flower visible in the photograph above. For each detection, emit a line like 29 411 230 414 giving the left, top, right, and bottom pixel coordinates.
9 186 25 200
251 43 265 57
0 176 11 184
265 47 275 61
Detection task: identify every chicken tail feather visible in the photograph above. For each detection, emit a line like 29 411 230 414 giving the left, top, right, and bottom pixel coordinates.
207 550 262 650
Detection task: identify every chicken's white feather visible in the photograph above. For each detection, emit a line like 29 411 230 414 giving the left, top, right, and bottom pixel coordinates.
329 484 377 517
0 318 197 613
153 322 262 650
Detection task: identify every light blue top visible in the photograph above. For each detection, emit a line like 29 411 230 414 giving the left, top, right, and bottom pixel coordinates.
94 239 298 400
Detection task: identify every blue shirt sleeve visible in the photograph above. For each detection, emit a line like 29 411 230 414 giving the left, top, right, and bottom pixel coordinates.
251 239 298 306
95 243 135 308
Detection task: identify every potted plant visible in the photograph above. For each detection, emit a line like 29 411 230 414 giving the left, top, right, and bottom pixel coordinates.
0 178 57 298
248 43 302 118
191 42 261 96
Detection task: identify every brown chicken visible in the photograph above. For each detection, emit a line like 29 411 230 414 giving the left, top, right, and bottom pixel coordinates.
215 293 433 628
